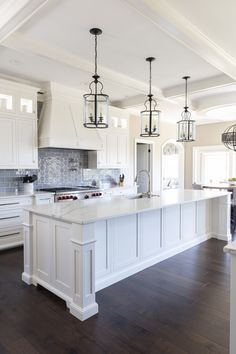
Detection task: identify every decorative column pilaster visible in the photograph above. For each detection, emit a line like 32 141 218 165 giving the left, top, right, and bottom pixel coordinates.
69 222 98 321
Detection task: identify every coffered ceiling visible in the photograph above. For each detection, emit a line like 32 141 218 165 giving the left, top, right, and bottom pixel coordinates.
0 0 235 125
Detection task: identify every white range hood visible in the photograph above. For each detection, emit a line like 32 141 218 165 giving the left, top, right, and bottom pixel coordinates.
38 82 103 150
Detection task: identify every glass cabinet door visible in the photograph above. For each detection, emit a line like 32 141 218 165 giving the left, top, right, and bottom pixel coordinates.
20 97 35 115
0 93 13 111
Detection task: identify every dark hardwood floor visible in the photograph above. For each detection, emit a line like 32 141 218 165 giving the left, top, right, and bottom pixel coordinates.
0 239 230 354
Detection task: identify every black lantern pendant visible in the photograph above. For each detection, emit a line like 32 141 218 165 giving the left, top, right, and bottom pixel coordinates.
84 28 109 128
177 76 196 142
140 57 160 137
222 123 236 151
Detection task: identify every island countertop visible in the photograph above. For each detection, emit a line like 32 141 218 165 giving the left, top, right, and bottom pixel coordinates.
23 189 230 225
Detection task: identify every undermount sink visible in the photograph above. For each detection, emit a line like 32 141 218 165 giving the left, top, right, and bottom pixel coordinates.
127 193 160 200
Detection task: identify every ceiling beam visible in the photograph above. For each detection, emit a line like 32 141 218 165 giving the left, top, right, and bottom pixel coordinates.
194 91 236 112
3 31 163 98
163 74 235 99
125 0 236 79
0 0 49 43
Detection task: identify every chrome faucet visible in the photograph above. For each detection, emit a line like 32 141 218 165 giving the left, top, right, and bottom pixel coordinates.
134 169 151 198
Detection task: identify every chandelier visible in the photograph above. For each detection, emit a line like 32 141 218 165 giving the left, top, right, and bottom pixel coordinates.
84 28 109 128
177 76 196 142
140 57 161 137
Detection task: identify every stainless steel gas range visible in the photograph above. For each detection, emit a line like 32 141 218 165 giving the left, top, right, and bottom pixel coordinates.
39 186 103 202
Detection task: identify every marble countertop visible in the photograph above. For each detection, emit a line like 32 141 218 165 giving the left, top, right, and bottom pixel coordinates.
0 191 54 199
23 189 230 225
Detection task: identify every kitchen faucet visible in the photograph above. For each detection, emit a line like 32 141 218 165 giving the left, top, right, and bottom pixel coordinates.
134 169 151 198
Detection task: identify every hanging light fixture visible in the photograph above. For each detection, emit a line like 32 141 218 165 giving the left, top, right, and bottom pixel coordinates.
140 57 161 137
177 76 196 142
222 123 236 151
84 28 109 128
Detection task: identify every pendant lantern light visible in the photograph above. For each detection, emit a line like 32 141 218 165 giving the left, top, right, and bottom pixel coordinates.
177 76 196 142
84 28 109 128
222 123 236 151
140 57 161 137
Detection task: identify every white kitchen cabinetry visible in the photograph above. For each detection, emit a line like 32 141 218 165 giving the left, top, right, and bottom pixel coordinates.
18 119 38 168
0 117 17 168
89 130 129 169
0 79 38 169
88 105 129 169
0 193 54 250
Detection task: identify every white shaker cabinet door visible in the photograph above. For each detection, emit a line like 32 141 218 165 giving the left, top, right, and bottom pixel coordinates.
97 133 108 167
18 118 38 169
0 117 17 168
117 133 128 167
107 134 118 167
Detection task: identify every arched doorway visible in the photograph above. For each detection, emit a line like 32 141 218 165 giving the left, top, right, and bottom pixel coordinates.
161 139 184 191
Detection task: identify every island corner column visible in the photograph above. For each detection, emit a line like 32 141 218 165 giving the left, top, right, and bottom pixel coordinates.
22 209 34 285
69 222 98 321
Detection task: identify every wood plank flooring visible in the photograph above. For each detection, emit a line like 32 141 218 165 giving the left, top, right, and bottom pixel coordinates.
0 239 230 354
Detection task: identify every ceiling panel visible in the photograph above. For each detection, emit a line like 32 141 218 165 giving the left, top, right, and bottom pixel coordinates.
18 0 220 89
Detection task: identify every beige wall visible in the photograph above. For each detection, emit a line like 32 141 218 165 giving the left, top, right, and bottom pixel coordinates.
122 114 178 192
184 121 230 188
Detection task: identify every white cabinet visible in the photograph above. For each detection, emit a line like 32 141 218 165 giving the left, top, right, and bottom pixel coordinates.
89 130 129 169
0 193 54 250
0 117 17 168
88 105 129 169
0 79 39 169
18 119 38 168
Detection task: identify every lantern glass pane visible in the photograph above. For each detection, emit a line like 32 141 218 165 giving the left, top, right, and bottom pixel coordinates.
177 120 195 142
84 93 109 128
140 110 160 137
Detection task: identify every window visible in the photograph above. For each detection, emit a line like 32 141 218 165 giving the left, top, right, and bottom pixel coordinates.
193 145 236 185
162 141 184 190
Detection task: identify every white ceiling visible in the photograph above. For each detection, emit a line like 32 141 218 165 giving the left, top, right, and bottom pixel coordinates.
0 0 236 125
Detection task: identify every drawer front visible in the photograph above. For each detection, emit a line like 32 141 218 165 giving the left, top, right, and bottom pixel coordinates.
0 226 22 238
0 208 22 229
35 196 54 205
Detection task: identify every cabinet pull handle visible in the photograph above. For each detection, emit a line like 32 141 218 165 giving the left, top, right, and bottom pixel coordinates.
0 232 20 238
0 216 20 220
0 202 20 206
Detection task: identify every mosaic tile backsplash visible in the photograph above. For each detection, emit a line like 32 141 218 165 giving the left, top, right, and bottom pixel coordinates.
0 148 121 193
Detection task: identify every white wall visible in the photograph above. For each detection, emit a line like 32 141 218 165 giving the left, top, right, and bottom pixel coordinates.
122 113 178 193
184 121 230 188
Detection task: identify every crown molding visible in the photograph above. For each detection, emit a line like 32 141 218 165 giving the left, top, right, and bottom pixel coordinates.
125 0 236 79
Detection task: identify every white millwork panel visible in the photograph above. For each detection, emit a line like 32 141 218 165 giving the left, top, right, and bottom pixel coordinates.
230 256 236 354
162 205 181 247
212 194 231 241
33 215 51 283
22 192 231 322
139 209 161 259
70 223 98 321
22 209 34 284
108 214 138 270
95 220 111 279
51 221 72 296
18 118 38 168
181 202 196 241
0 117 17 168
197 199 210 236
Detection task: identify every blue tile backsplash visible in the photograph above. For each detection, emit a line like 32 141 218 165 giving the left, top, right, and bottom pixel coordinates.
0 148 120 193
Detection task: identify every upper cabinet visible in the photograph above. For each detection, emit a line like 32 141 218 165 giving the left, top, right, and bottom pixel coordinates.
88 106 129 169
0 79 39 169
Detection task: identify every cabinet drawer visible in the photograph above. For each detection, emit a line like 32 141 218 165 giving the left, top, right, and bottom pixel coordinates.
0 208 22 228
0 226 22 238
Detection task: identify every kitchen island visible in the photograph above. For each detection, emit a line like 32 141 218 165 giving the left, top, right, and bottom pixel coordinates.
22 189 231 321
